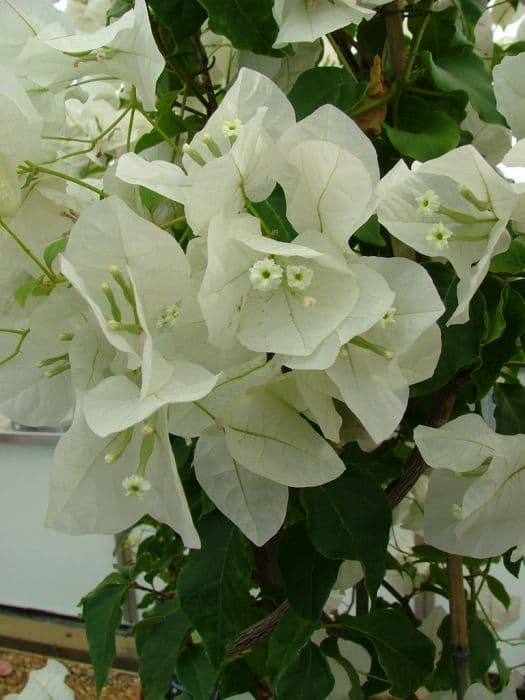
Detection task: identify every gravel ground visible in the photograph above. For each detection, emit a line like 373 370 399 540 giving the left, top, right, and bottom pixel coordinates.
0 647 140 699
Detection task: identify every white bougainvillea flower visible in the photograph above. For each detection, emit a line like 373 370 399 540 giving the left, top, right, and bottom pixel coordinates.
272 0 376 47
46 405 200 547
5 659 74 700
415 413 525 558
318 257 443 445
40 0 163 110
183 106 282 236
169 356 344 544
0 0 71 70
198 213 359 356
194 425 289 546
493 53 525 139
183 68 295 173
238 41 322 93
377 145 516 324
0 286 91 427
275 105 380 249
461 104 512 167
116 152 190 205
60 196 218 415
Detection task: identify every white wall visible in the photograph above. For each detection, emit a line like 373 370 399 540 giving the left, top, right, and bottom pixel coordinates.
0 433 116 618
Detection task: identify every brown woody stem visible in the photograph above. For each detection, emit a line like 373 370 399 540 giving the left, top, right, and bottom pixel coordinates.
447 554 471 699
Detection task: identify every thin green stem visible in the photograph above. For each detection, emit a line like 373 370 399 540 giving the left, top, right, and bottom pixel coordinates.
21 163 107 199
350 93 391 118
0 328 30 367
0 218 56 282
392 12 431 126
136 107 183 157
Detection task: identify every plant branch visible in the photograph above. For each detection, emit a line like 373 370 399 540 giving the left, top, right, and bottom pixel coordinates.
328 31 359 78
191 33 218 116
387 371 469 507
384 0 408 81
228 601 290 656
447 554 471 699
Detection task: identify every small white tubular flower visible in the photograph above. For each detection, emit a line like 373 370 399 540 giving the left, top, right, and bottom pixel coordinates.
286 264 314 290
249 257 284 292
156 304 179 330
380 306 397 327
426 222 453 250
415 189 440 217
122 474 152 498
302 295 317 310
222 118 243 139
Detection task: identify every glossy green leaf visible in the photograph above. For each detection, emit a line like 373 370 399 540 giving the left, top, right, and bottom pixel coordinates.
288 67 366 120
340 608 435 697
490 238 525 274
385 96 460 161
275 643 334 700
421 50 506 125
135 600 191 700
81 572 130 696
278 523 341 620
251 184 297 243
176 645 216 700
267 609 317 683
197 0 278 54
43 238 67 269
148 0 207 44
177 512 255 666
486 575 511 611
494 383 525 434
301 469 391 601
434 614 496 686
353 214 386 248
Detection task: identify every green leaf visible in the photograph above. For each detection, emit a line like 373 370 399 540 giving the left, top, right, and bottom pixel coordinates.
288 67 367 120
139 186 165 214
135 600 190 700
503 548 522 579
81 572 130 696
494 383 525 434
486 575 511 610
275 643 335 700
197 0 278 54
267 609 317 683
106 0 133 22
409 7 471 58
251 184 297 243
301 468 391 602
434 614 496 686
43 238 67 270
353 215 386 248
480 276 507 345
490 238 525 274
176 645 217 700
452 0 487 42
385 95 460 161
420 50 506 125
339 608 435 697
320 637 364 700
148 0 207 44
278 523 341 620
177 512 255 667
14 275 41 308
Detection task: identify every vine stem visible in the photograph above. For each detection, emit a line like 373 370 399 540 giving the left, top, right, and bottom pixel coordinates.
20 162 107 199
447 554 471 699
0 218 56 282
384 0 408 81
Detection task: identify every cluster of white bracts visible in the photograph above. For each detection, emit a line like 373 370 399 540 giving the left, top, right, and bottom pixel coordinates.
0 0 523 559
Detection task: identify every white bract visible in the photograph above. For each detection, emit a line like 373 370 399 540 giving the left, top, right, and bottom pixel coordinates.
5 659 74 700
37 0 163 110
415 414 525 558
272 0 376 47
493 53 525 139
377 145 516 324
198 213 360 356
275 105 380 249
